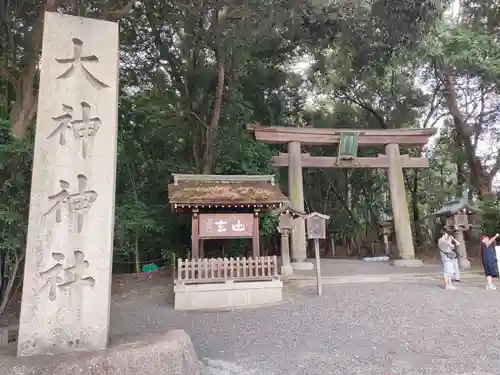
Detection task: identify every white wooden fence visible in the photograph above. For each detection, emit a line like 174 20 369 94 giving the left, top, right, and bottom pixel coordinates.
176 256 279 284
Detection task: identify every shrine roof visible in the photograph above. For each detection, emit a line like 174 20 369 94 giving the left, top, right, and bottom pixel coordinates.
168 174 287 209
429 190 482 217
432 200 482 216
270 202 306 217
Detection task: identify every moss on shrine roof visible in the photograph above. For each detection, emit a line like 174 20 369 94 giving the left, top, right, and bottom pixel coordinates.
432 200 482 216
167 181 288 206
428 189 482 218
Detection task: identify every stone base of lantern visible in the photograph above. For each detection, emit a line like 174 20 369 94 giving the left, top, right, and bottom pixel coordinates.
291 261 314 271
281 264 294 276
391 258 424 267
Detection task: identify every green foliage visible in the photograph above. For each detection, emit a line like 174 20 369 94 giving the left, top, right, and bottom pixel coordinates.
0 118 32 261
0 117 32 318
1 0 500 278
215 128 275 175
479 199 500 236
422 22 500 78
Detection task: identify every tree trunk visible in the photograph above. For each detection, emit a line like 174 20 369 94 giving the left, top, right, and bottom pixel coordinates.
441 72 493 199
0 255 22 321
453 128 468 191
8 3 47 139
5 0 135 139
134 229 140 276
202 9 225 175
456 162 467 190
324 235 335 258
410 170 422 245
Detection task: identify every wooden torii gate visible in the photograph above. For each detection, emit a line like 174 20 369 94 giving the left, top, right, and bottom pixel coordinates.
247 125 437 270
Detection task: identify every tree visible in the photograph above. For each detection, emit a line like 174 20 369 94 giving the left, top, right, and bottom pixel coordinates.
2 0 498 319
0 119 32 320
420 3 500 199
0 0 135 139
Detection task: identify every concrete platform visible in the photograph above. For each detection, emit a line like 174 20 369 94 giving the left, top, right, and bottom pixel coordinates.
289 258 441 278
174 280 283 311
0 330 200 375
286 258 484 286
291 261 314 271
391 258 424 267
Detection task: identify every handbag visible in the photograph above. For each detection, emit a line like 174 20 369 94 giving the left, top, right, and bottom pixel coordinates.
440 248 457 260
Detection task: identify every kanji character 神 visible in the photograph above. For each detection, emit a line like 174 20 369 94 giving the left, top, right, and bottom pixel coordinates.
44 174 97 233
47 102 102 159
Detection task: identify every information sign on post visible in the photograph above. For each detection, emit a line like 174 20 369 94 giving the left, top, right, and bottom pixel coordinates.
305 212 330 296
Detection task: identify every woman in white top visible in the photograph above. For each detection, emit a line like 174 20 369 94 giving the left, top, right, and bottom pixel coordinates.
438 232 460 290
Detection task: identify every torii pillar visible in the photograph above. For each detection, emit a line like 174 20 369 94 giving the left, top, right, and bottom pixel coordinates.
288 141 312 270
386 143 422 266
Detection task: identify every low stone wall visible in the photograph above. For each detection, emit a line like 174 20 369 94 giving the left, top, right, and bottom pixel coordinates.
174 279 283 311
0 329 200 375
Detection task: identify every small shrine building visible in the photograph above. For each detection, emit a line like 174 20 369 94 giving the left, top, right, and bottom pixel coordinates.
167 174 287 259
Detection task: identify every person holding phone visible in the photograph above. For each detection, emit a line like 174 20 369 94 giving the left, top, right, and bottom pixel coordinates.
480 233 499 290
438 232 460 290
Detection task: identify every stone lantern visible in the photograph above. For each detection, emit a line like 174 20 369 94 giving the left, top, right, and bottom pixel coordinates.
431 189 482 269
378 219 393 256
270 202 306 276
444 211 470 231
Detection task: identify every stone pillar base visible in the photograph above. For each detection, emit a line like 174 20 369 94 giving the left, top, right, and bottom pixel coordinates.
458 258 471 270
391 259 423 267
291 261 314 271
2 330 199 375
281 264 294 276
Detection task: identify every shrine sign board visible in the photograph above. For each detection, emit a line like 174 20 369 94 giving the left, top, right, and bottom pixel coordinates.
306 212 330 240
306 216 326 239
199 213 253 239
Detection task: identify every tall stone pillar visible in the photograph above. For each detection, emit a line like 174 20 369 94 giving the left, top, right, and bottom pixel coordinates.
386 144 423 266
17 12 119 356
280 230 293 276
288 142 313 270
454 230 471 269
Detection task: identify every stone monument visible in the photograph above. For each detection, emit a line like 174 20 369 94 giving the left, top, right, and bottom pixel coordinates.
17 12 119 357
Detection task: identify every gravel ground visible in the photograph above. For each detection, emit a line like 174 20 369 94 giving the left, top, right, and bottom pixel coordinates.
110 278 500 375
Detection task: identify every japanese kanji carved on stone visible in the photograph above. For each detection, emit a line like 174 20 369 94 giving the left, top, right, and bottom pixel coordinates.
55 38 109 89
44 174 98 233
47 102 102 159
39 251 96 302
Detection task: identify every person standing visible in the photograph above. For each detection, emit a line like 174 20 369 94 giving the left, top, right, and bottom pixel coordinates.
450 234 461 283
438 232 461 290
480 233 499 290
